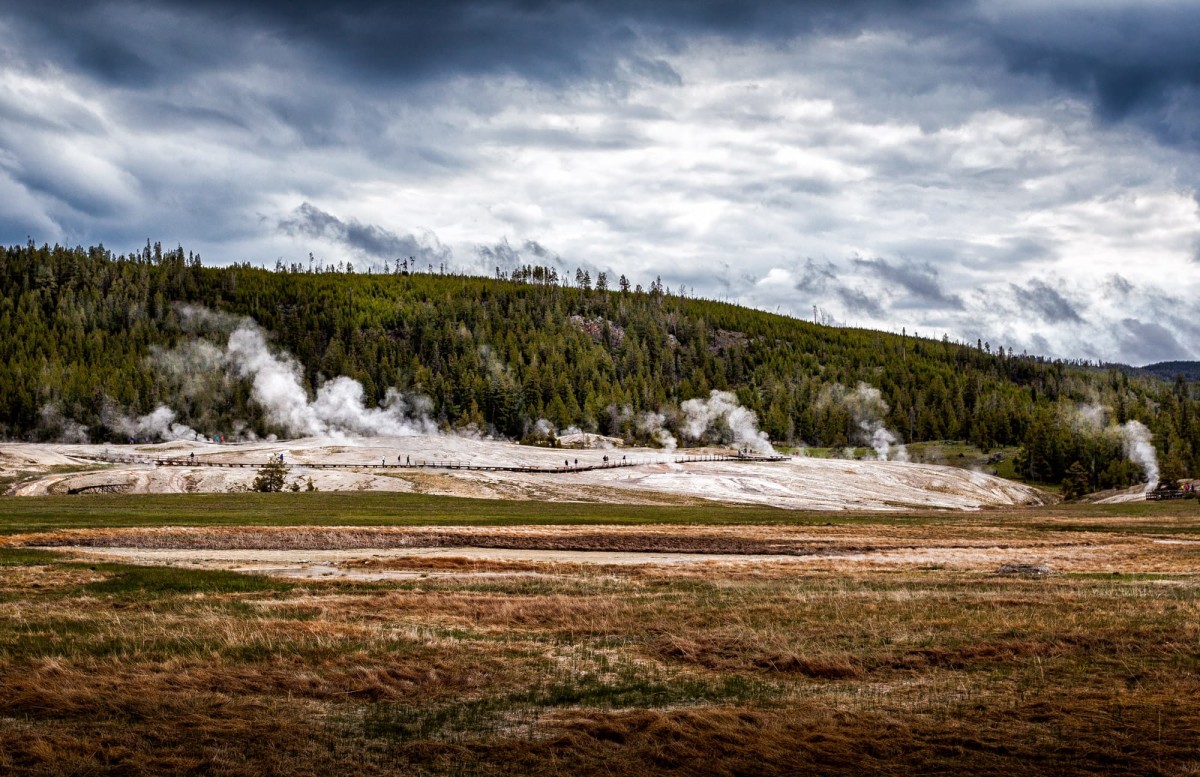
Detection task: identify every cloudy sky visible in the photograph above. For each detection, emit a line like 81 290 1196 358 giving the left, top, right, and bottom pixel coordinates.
2 1 1198 365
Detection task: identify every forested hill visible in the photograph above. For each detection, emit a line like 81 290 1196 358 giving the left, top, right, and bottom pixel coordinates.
1141 361 1200 382
2 241 1198 489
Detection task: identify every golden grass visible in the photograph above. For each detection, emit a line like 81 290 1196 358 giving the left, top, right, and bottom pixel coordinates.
2 519 1198 775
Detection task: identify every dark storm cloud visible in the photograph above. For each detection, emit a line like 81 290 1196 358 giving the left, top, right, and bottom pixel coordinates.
1012 279 1083 324
475 237 604 280
521 240 558 262
278 202 449 264
986 4 1200 149
5 1 1197 151
477 238 566 273
836 286 884 318
1119 318 1188 364
794 258 836 295
2 0 952 91
852 257 963 309
887 237 1054 272
477 239 522 272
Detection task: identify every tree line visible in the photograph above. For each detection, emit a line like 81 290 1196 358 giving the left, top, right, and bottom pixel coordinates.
2 241 1197 491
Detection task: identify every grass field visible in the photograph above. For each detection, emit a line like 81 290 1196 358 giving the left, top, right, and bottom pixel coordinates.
0 491 1195 535
1 493 1198 775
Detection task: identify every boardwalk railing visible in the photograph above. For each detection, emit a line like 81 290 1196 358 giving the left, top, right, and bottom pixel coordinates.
1146 489 1195 501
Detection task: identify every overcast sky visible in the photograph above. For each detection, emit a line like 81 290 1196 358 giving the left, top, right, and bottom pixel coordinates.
2 1 1198 365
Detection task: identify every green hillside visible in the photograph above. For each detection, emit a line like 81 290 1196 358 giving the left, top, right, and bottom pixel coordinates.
2 241 1198 491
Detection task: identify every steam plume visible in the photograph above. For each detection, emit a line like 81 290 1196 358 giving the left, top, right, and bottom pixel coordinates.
679 390 774 454
38 404 89 443
72 306 440 442
1119 420 1159 493
110 405 203 442
637 410 678 451
819 382 908 461
1066 404 1160 492
225 323 437 438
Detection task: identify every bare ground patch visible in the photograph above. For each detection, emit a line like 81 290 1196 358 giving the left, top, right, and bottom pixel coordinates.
10 522 1200 577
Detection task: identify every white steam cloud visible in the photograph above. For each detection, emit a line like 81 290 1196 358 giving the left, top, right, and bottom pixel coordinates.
1067 404 1160 492
111 405 203 442
224 323 437 438
1119 420 1159 493
819 382 908 461
1070 402 1108 434
50 307 440 443
679 390 774 454
637 410 678 451
39 401 205 444
38 404 89 443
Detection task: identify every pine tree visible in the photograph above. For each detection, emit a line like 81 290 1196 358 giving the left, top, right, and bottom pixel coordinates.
252 458 289 492
1061 461 1090 500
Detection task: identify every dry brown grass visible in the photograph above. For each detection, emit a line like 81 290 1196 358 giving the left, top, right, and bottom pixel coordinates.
2 517 1199 775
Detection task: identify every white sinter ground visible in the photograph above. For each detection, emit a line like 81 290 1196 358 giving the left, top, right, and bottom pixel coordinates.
0 435 1045 510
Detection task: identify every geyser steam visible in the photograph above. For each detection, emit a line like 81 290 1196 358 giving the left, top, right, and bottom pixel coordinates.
112 405 202 442
819 382 908 461
637 410 678 451
69 307 439 443
1119 420 1159 493
223 322 437 438
679 390 774 454
1067 404 1160 493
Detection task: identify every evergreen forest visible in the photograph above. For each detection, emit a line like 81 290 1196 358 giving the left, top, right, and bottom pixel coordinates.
2 241 1198 491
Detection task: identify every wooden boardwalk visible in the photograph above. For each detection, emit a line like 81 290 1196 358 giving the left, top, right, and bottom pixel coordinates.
66 482 132 495
83 452 790 474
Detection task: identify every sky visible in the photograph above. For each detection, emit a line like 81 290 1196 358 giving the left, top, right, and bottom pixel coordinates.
1 0 1198 366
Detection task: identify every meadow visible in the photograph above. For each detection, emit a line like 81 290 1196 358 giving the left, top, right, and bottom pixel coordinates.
1 494 1197 775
